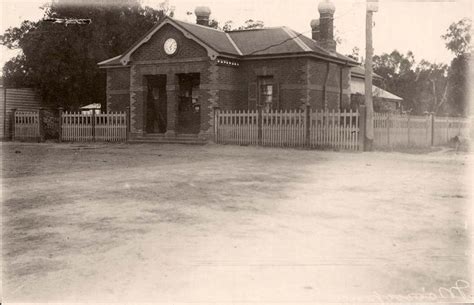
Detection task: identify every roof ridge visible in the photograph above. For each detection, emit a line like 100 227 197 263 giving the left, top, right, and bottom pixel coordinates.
173 18 226 33
225 32 243 56
281 27 312 52
226 26 283 33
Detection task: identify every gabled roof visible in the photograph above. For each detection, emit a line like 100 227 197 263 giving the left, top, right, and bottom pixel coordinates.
98 16 359 67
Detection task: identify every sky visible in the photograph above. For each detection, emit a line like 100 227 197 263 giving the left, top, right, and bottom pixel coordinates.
0 0 473 70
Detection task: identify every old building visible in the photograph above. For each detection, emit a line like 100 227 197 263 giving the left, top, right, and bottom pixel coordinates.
98 0 358 141
350 66 403 113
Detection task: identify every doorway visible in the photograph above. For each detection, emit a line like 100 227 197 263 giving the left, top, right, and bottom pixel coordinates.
177 73 200 134
146 75 167 134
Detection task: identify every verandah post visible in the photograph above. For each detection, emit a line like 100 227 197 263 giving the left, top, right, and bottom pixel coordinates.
358 105 366 151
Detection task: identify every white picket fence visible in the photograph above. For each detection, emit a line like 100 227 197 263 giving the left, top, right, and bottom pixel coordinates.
374 113 470 148
61 111 127 142
215 108 360 150
262 110 306 147
13 111 41 141
215 110 258 145
310 109 359 150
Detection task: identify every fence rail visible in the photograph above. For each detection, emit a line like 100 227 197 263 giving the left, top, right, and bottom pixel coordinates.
310 109 359 150
13 111 41 141
61 111 127 142
374 113 470 148
215 108 360 151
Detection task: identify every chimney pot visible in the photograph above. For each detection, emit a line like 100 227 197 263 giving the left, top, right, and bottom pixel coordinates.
317 0 336 53
195 6 211 26
310 19 320 41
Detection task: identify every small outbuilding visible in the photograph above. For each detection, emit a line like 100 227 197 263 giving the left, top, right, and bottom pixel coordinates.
350 66 403 113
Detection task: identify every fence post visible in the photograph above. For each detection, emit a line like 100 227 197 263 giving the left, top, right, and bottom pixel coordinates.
125 106 130 141
429 113 434 146
387 112 391 147
91 108 96 142
407 114 411 146
11 108 17 141
358 105 366 151
213 106 220 143
257 105 262 145
38 108 45 142
58 107 64 142
305 104 311 147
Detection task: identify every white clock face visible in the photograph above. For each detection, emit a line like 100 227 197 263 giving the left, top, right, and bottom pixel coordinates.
164 38 177 55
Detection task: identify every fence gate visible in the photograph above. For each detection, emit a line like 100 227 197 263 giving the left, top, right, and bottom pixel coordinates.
215 108 360 151
13 110 41 142
61 111 127 142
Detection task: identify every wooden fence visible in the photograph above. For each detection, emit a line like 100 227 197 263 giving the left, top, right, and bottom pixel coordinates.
374 113 470 148
215 108 361 150
310 109 359 150
61 111 127 142
432 116 470 146
13 110 41 141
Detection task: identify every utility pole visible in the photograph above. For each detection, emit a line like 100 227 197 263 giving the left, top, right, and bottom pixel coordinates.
364 0 378 151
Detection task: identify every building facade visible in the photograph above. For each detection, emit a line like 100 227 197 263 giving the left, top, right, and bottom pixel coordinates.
99 1 358 140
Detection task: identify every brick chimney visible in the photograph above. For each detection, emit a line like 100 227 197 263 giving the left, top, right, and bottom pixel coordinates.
318 0 336 53
195 6 211 27
310 19 320 41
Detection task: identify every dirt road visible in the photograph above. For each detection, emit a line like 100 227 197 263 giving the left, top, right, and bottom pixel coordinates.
1 142 471 303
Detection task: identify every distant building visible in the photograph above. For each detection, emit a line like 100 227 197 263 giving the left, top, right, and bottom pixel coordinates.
0 80 42 140
350 66 403 113
80 103 102 115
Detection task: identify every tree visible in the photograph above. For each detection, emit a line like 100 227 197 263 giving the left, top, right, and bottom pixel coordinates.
442 18 472 56
209 19 264 31
372 50 451 115
373 50 418 112
442 18 471 116
1 0 172 109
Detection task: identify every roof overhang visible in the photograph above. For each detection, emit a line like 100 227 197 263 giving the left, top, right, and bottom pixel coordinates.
241 52 358 66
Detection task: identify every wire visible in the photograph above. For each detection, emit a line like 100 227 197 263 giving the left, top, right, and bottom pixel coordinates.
246 29 313 56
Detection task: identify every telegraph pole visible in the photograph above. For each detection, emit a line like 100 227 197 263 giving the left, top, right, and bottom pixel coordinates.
364 0 378 151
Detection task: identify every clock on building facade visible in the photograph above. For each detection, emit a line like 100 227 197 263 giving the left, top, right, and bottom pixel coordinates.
164 38 178 55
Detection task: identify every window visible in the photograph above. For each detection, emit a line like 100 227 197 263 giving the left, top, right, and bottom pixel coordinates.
258 76 274 111
261 84 273 111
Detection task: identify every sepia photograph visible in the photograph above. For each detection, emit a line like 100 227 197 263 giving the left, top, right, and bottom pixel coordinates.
0 0 472 303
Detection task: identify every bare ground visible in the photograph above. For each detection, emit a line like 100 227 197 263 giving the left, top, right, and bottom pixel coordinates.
1 142 472 303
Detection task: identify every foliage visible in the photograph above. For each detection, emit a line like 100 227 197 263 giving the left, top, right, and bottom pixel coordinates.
441 18 472 57
1 1 171 109
373 50 451 115
442 18 472 116
209 19 264 31
446 54 470 116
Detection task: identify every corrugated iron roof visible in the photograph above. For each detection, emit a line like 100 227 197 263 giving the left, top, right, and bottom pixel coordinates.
350 78 402 101
98 16 359 67
173 19 240 55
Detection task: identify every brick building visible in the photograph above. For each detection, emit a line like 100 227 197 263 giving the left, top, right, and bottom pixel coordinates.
98 1 358 141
